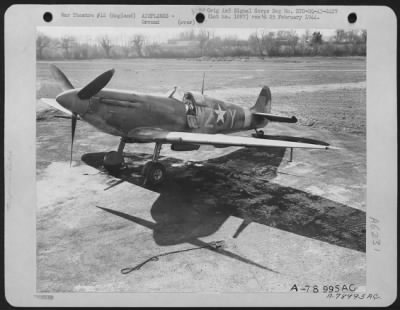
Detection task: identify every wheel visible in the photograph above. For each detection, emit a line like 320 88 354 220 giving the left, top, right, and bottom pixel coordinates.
141 161 153 176
256 130 264 138
143 162 166 186
103 151 124 174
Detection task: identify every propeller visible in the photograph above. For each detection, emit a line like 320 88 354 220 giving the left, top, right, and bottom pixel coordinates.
54 115 80 120
77 69 115 100
70 112 78 166
50 64 74 91
51 65 115 166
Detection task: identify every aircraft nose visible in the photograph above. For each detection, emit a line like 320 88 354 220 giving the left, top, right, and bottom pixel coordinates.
56 89 75 111
56 89 89 115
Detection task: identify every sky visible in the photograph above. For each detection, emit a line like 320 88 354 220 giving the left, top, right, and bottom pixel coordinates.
38 27 338 44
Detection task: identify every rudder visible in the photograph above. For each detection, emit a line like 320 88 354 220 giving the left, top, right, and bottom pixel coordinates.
251 86 271 113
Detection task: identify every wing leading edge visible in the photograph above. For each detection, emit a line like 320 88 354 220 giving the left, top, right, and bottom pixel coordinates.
128 128 337 150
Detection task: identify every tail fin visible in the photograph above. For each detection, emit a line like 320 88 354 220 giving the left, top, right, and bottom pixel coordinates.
251 86 271 113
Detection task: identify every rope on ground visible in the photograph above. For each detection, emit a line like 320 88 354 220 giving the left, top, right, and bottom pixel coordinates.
121 240 225 274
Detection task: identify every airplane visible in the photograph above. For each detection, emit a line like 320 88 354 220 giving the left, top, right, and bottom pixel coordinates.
41 64 336 186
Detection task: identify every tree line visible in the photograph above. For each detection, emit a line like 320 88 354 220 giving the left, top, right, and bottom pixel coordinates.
37 29 366 60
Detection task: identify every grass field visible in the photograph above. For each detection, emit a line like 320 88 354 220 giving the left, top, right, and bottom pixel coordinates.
36 57 366 293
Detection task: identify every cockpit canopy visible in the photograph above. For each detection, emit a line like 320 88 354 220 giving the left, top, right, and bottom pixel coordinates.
167 87 205 105
167 86 185 101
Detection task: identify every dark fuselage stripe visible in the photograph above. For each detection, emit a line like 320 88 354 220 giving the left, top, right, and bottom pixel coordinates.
97 97 143 108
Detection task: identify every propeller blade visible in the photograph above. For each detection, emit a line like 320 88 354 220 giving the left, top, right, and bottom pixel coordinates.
70 112 77 166
50 64 74 91
77 69 115 100
54 115 80 120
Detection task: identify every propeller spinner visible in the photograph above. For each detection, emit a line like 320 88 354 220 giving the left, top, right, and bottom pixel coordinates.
52 65 115 166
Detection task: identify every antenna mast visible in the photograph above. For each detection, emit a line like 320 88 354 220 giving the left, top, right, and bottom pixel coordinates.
201 72 205 94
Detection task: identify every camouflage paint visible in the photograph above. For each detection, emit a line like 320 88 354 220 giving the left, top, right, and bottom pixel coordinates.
57 87 269 139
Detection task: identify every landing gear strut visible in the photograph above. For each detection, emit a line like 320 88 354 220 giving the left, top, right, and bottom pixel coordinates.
142 143 166 186
103 138 126 174
103 139 166 185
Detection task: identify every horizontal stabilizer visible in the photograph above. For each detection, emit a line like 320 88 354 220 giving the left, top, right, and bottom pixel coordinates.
253 112 297 123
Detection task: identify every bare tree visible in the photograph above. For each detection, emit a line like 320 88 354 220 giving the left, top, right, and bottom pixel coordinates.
34 28 366 60
121 45 130 58
36 33 51 59
361 30 367 43
335 30 346 43
249 30 265 57
131 34 145 57
59 36 76 59
99 36 113 58
179 30 196 40
144 43 161 58
79 43 89 59
275 30 298 54
198 30 210 57
311 32 323 45
249 30 281 57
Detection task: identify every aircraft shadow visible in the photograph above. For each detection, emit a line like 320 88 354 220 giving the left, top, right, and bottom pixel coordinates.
82 147 366 257
96 206 277 273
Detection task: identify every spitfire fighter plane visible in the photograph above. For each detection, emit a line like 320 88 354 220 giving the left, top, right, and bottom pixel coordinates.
41 65 335 186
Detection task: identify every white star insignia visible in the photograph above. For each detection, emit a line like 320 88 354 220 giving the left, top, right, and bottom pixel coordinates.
214 104 226 124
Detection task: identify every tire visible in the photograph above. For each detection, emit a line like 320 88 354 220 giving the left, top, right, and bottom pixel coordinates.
141 161 153 176
256 130 264 138
103 151 124 174
144 162 166 186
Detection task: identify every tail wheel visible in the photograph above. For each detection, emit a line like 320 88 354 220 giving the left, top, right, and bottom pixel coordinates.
144 162 166 186
256 130 264 138
103 151 124 173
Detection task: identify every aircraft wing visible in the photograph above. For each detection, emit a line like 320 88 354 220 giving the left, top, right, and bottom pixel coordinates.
40 98 73 116
128 127 335 150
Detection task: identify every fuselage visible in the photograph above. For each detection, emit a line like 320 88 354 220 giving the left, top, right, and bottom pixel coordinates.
57 88 268 139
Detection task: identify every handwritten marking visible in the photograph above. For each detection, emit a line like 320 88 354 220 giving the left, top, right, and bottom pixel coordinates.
369 216 381 251
326 293 381 300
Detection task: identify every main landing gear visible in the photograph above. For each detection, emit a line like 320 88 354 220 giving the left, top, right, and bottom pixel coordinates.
103 138 166 186
141 142 166 186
